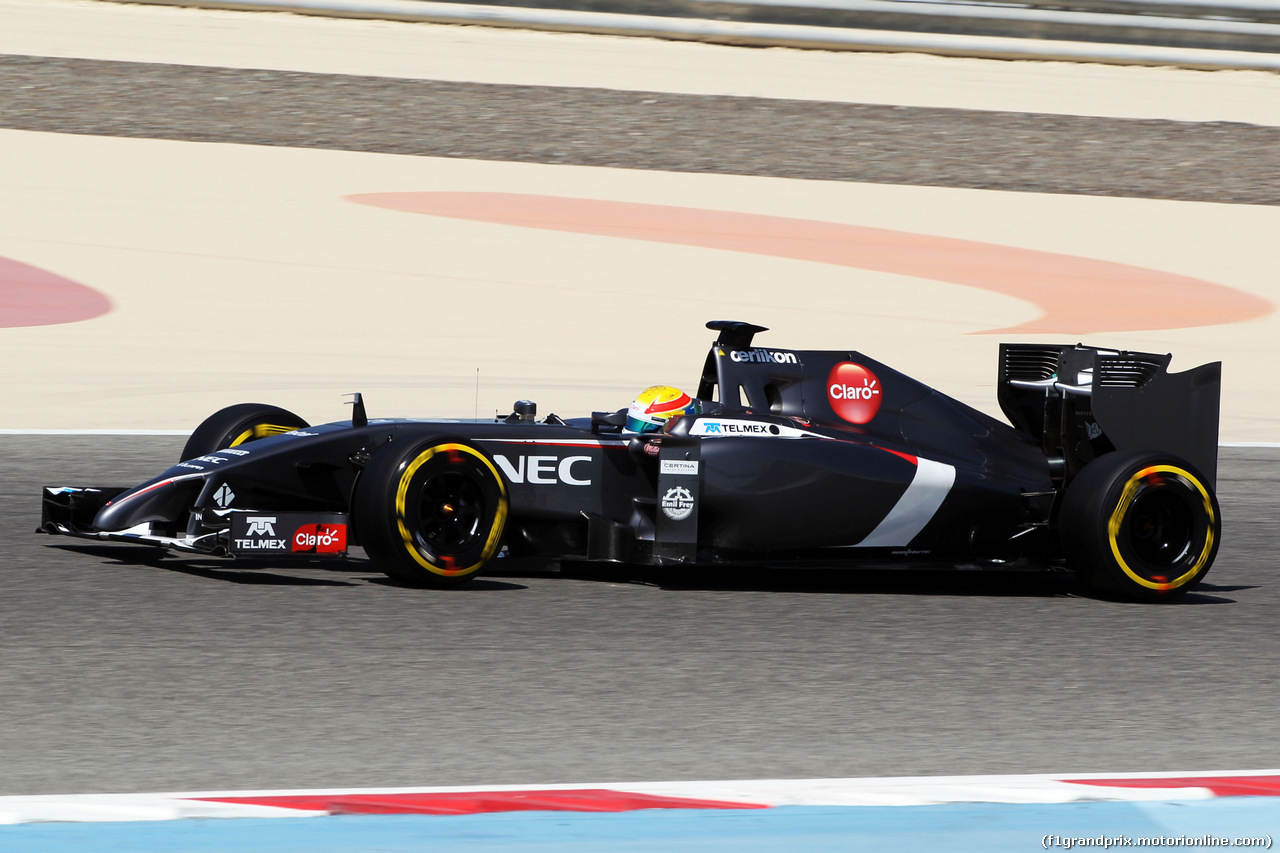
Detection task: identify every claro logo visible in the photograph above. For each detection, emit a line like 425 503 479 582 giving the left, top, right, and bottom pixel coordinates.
495 454 592 486
292 523 347 553
827 362 883 424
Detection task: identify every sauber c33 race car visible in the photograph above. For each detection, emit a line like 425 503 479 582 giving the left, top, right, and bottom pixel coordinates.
39 321 1222 602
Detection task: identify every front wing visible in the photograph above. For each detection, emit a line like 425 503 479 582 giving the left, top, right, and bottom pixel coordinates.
40 487 350 559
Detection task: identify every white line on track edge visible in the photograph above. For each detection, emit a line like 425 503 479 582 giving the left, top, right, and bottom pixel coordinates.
0 429 191 435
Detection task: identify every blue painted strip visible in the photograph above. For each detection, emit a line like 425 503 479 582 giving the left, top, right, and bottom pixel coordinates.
3 799 1277 853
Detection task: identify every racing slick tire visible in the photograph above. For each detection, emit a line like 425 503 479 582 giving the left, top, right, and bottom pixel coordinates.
181 403 310 461
1060 450 1220 602
354 438 508 588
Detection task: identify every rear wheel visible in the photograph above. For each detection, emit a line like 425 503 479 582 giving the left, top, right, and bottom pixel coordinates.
182 403 309 460
354 438 508 588
1060 450 1219 602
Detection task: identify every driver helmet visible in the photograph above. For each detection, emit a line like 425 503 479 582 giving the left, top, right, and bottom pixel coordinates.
626 386 699 433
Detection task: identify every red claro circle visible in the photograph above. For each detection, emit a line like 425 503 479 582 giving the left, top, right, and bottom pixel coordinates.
827 362 882 424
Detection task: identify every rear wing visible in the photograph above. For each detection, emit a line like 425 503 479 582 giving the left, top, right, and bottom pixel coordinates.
997 344 1221 486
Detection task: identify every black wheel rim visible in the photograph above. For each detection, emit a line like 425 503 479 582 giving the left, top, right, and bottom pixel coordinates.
413 469 486 557
1124 487 1195 572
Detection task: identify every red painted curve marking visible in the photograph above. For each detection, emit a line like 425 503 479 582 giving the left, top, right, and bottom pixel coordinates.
195 789 768 815
0 257 111 328
346 192 1271 335
1069 775 1280 798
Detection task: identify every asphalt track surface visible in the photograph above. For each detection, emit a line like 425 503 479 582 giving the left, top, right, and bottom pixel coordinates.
2 438 1278 795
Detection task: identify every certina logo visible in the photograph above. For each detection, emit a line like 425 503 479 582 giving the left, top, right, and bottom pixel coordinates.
659 459 699 476
244 516 276 536
827 362 883 424
660 485 695 521
729 348 798 365
494 454 592 486
292 523 347 554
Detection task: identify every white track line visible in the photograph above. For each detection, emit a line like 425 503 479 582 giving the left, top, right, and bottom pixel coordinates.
0 429 191 435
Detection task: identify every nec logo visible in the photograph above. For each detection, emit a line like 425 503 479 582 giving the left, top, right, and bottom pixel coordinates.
494 454 592 486
244 516 276 536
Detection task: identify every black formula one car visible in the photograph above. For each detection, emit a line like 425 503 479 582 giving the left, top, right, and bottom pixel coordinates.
39 321 1222 602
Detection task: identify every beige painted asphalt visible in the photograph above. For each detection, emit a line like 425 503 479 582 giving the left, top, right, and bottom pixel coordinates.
5 0 1280 125
1 0 1278 439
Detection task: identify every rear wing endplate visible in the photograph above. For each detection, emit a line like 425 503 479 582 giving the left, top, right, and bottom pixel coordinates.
998 344 1220 486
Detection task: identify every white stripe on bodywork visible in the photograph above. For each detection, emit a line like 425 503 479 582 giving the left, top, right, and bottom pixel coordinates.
855 457 956 548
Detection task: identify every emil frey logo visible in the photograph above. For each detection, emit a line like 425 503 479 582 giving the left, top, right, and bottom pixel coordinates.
661 486 695 521
827 362 883 424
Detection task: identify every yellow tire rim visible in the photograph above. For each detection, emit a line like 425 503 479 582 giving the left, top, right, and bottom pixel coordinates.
1107 465 1215 591
394 443 508 577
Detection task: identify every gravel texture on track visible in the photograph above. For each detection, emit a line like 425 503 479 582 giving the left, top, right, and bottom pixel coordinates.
2 54 1278 206
2 438 1278 794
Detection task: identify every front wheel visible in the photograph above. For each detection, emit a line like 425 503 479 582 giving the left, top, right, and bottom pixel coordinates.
1059 450 1220 602
182 403 309 460
354 438 508 588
